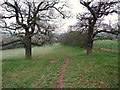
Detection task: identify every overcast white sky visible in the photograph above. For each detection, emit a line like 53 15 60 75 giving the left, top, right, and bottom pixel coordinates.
57 0 85 33
0 0 118 34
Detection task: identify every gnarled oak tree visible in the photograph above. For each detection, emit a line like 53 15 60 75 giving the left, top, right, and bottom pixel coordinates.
79 0 119 54
0 0 66 59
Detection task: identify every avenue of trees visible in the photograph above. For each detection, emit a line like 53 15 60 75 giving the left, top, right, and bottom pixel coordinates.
0 0 119 59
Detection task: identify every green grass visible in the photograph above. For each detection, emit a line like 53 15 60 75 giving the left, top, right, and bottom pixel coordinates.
64 51 118 88
94 40 118 50
2 44 84 88
2 43 118 88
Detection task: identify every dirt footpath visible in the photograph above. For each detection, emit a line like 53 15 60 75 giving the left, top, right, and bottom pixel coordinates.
56 57 69 88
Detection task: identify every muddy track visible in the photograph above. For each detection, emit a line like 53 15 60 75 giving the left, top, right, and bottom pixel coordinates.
56 58 69 88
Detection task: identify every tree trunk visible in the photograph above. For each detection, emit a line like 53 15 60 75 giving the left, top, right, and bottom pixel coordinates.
86 24 94 55
86 36 93 54
24 33 32 59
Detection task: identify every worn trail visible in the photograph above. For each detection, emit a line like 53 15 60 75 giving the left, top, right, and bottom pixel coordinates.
56 58 69 88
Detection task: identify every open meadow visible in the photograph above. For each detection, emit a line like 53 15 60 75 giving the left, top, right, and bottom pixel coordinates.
2 40 119 88
94 40 118 50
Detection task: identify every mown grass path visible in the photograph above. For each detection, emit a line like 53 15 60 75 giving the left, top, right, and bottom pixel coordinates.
56 58 69 88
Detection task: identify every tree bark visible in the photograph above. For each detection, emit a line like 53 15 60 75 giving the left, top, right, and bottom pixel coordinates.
86 29 93 55
24 33 32 59
86 22 94 55
86 38 93 54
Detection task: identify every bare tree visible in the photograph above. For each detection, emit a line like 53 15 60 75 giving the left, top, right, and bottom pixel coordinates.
79 0 119 54
0 0 67 59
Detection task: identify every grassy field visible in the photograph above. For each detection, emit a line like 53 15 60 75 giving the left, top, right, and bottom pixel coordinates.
94 40 118 50
64 51 118 88
2 42 118 88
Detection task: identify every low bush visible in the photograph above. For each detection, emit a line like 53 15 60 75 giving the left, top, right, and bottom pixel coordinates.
58 31 87 48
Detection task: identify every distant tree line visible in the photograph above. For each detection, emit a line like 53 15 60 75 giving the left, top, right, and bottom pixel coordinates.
1 31 57 50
